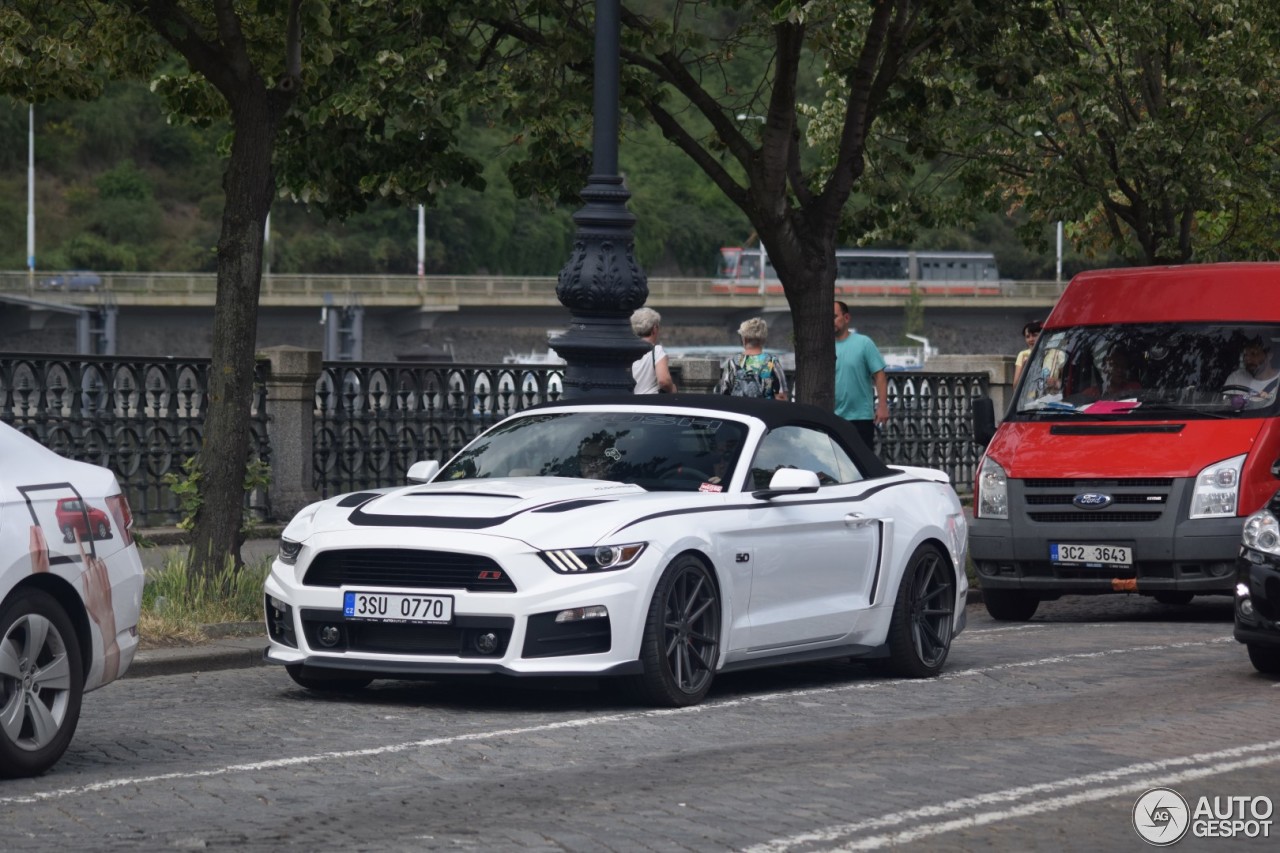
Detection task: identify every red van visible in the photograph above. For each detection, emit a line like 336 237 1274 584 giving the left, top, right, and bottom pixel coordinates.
971 264 1280 620
55 496 113 542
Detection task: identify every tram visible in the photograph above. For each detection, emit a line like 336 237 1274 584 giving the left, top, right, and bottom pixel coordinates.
714 246 1003 295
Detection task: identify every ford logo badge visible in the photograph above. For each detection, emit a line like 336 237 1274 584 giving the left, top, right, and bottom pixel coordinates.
1073 493 1113 510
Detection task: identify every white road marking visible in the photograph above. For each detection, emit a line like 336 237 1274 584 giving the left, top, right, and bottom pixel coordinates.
745 742 1280 852
0 637 1240 806
961 625 1049 635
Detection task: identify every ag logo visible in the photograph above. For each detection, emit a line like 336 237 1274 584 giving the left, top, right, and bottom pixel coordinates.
1133 787 1190 845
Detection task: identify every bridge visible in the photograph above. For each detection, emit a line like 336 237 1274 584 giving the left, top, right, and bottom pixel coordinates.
0 271 1064 361
0 271 1064 309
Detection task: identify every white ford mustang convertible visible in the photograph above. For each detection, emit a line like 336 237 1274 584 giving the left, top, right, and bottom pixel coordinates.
264 395 968 706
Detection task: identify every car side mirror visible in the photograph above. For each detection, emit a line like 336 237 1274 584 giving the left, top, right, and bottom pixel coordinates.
752 468 821 500
972 397 997 447
407 460 440 484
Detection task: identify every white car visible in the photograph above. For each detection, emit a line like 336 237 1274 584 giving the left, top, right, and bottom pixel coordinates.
265 395 969 706
0 422 144 777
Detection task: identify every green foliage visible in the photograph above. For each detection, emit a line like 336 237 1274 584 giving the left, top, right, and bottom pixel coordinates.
918 0 1280 264
142 554 269 636
903 283 924 341
162 455 270 533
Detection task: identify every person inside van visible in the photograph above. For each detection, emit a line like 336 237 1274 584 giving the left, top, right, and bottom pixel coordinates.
1074 347 1143 401
1224 337 1280 401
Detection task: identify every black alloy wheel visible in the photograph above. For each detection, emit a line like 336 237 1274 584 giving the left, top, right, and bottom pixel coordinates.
631 555 721 707
882 544 955 677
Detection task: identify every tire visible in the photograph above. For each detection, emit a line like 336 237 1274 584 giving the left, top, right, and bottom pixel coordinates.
628 554 721 707
1153 591 1194 606
285 663 372 692
95 521 110 540
1247 644 1280 675
880 544 955 678
0 589 85 779
62 525 75 544
983 588 1039 622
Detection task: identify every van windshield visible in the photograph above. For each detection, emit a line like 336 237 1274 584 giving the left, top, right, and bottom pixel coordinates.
1013 323 1280 419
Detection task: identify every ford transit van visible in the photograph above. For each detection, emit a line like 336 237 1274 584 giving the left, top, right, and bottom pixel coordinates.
970 264 1280 620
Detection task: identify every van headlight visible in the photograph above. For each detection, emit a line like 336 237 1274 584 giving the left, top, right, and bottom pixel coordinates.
1189 454 1246 519
975 456 1008 520
1242 509 1280 555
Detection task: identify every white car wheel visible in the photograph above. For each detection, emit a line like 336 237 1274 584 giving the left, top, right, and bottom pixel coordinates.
0 589 85 778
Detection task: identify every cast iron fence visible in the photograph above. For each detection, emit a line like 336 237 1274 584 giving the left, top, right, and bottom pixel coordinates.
0 354 271 527
1 353 985 527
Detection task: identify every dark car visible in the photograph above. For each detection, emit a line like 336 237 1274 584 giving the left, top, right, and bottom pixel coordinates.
1235 489 1280 674
38 271 102 292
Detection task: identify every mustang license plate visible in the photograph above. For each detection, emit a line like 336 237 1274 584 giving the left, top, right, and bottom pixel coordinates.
343 591 454 624
1050 543 1133 566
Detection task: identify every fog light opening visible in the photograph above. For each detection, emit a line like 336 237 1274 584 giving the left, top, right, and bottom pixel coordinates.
474 632 500 654
555 605 609 624
317 624 342 648
1240 598 1255 618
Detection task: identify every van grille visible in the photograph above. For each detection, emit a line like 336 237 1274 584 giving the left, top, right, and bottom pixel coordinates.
1019 478 1174 525
1027 512 1163 524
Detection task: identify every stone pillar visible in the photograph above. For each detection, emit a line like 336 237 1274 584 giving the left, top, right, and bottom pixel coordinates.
261 346 323 520
670 357 723 394
927 354 1016 420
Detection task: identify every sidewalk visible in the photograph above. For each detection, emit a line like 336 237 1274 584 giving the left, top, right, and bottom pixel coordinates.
128 528 277 678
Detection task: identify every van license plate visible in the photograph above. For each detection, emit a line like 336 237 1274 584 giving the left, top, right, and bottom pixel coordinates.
1050 544 1132 566
343 591 454 624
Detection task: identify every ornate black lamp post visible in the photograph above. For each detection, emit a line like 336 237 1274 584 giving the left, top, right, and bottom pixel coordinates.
551 0 649 397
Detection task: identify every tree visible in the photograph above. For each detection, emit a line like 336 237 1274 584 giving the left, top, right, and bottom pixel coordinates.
479 0 999 409
0 1 491 576
928 0 1280 265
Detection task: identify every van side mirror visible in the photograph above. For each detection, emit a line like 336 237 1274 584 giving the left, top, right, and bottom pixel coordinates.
972 398 997 447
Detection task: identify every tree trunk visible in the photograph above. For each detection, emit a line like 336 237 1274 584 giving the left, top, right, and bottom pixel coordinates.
769 227 838 409
187 98 281 580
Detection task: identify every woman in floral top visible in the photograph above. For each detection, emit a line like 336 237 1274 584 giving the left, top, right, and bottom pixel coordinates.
716 316 789 400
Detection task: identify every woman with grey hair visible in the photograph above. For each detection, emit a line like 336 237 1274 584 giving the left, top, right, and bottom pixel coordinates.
717 316 789 399
630 307 677 394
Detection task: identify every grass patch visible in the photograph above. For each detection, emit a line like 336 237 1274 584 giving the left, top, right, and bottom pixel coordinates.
140 554 268 647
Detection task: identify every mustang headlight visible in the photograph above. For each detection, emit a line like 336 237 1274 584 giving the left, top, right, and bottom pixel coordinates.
1242 509 1280 556
1189 453 1246 519
540 543 647 574
278 537 303 565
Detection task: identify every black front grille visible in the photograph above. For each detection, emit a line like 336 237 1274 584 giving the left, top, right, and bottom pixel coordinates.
1028 512 1162 523
304 549 517 592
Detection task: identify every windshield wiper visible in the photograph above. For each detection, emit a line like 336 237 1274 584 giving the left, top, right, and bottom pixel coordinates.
1131 401 1231 419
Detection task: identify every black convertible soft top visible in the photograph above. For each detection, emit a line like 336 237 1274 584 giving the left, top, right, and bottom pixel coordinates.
532 393 894 479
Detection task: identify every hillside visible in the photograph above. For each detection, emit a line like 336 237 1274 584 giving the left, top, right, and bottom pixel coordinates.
1 84 1071 280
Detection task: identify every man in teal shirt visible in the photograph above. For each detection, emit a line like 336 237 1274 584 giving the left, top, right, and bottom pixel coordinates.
834 300 889 449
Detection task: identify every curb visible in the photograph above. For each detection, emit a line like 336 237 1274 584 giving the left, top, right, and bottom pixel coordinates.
126 634 268 679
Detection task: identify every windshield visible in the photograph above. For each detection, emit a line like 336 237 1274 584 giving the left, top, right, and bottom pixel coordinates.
1014 323 1280 418
438 411 749 492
